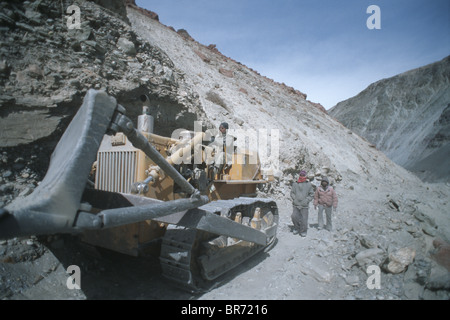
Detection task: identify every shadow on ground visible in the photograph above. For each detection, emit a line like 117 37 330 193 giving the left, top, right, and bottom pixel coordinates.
44 234 273 300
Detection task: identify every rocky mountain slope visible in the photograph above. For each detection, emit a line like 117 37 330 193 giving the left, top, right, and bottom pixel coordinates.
329 57 450 183
1 0 449 300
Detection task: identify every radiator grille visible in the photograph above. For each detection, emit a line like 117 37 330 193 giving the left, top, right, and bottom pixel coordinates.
95 150 137 193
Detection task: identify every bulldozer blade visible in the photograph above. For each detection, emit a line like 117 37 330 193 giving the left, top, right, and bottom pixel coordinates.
156 208 270 246
0 90 118 239
77 189 270 246
75 189 210 230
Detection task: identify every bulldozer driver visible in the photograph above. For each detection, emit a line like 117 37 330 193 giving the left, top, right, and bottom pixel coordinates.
209 122 236 178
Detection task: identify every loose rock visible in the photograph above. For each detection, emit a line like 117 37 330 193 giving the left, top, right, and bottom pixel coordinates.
387 247 416 274
355 248 385 268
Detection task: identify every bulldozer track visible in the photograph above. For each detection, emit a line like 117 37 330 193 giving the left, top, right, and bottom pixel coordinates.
159 197 278 291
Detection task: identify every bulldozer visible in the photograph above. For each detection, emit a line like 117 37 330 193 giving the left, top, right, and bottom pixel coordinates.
0 90 278 290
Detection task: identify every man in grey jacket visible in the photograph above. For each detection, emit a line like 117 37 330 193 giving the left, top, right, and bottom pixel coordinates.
290 170 314 237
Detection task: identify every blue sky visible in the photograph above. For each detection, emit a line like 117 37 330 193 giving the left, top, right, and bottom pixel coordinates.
136 0 450 109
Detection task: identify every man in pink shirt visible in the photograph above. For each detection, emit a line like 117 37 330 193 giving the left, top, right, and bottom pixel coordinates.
314 176 338 231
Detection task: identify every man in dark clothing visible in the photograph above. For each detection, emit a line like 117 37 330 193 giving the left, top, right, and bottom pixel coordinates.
209 122 234 176
290 170 314 237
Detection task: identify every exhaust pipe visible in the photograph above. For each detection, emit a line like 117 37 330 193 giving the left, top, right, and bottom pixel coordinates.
138 94 154 134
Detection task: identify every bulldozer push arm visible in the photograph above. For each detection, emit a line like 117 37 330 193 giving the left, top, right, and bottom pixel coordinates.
0 90 209 239
0 90 274 247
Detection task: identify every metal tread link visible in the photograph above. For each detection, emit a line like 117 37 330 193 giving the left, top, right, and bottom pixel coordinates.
160 226 198 289
159 197 278 290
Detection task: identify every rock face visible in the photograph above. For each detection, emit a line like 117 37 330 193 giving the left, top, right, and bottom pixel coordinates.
91 0 129 22
0 0 205 148
329 56 450 182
